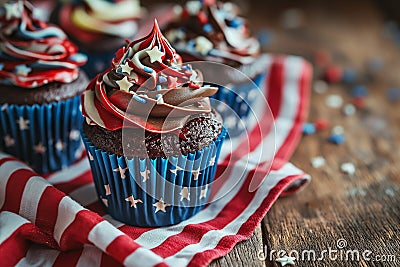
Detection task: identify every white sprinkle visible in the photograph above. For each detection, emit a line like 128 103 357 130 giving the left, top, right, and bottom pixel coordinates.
311 156 325 168
332 125 344 135
341 162 356 175
313 80 328 94
194 36 214 55
326 94 343 108
343 103 356 116
186 1 202 15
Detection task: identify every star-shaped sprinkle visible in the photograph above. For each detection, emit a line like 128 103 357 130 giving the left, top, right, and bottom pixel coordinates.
199 185 208 199
113 165 128 179
170 166 184 175
146 46 164 63
120 62 133 75
194 36 213 55
101 198 108 207
16 117 29 130
153 198 171 213
116 76 133 92
15 65 32 76
276 255 296 266
4 2 21 20
140 169 151 182
4 135 15 147
180 187 190 201
104 184 111 195
55 140 64 151
69 130 80 141
209 156 216 166
34 142 46 154
125 195 143 208
88 151 94 161
192 168 201 180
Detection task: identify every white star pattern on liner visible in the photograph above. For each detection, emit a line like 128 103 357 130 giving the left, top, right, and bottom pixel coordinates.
4 2 21 20
170 166 184 175
113 166 128 179
16 117 29 130
153 198 171 213
140 169 150 182
104 184 111 196
4 135 15 147
192 168 201 181
55 140 64 151
88 151 94 161
69 130 80 141
15 65 32 76
146 46 164 63
276 255 296 266
34 142 46 154
199 184 208 200
180 187 190 201
125 195 143 208
209 156 216 166
120 62 133 75
116 76 133 92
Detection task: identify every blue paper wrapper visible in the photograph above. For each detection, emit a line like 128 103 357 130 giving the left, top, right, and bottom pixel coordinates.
211 72 266 137
0 95 84 174
82 128 226 227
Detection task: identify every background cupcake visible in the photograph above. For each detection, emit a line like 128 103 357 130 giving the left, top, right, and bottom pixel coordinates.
163 0 267 136
81 21 226 227
0 1 88 173
51 0 144 78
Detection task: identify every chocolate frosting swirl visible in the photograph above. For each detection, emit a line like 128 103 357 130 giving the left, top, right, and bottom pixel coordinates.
82 20 218 133
164 0 260 67
0 1 86 88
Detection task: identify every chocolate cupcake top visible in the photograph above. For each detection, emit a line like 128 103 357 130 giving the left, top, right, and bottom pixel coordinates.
164 0 260 67
82 20 219 134
55 0 143 47
0 0 87 89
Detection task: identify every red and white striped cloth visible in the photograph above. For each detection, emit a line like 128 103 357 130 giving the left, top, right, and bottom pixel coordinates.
0 55 312 267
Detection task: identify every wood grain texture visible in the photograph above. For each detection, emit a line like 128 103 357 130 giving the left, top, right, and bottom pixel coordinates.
210 0 400 266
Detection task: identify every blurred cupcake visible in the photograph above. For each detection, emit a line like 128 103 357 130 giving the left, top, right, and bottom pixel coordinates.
0 1 88 174
81 20 226 227
163 0 267 135
52 0 144 78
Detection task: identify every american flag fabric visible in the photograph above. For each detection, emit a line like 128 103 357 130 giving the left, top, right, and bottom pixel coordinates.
0 55 312 267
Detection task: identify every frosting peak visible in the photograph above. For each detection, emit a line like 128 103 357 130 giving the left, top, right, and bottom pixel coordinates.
82 20 218 133
164 0 260 66
0 1 86 88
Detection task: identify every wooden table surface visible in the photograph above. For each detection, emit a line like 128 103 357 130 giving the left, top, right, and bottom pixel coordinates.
209 0 400 266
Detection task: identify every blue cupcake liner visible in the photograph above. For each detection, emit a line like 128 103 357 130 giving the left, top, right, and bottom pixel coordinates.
82 128 226 227
0 95 84 174
210 72 266 137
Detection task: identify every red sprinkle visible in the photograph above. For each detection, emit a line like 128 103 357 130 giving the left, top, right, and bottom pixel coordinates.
189 82 201 89
314 119 330 130
352 97 366 108
179 132 187 141
197 12 208 24
324 65 343 84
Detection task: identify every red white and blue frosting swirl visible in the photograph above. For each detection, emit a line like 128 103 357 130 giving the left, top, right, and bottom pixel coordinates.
82 20 218 133
164 0 260 66
0 1 87 88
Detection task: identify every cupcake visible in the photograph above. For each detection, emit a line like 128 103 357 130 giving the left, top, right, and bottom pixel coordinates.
81 20 226 227
52 0 144 78
163 0 267 135
0 1 88 174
